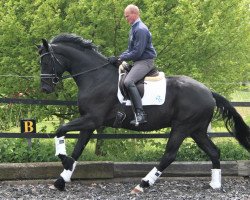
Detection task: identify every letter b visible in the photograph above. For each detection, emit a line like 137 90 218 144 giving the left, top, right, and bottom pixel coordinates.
20 119 36 133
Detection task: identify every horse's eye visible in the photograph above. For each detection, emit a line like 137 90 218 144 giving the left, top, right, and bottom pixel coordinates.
41 61 49 67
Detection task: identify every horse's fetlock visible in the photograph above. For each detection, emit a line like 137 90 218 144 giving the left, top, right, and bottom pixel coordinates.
60 161 77 182
62 156 75 170
140 180 150 188
142 167 162 186
58 154 66 161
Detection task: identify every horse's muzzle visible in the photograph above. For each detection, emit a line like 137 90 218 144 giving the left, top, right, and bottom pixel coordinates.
41 78 55 94
41 85 54 94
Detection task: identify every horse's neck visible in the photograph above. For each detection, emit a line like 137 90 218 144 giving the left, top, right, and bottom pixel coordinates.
59 45 118 95
78 66 117 90
70 52 118 92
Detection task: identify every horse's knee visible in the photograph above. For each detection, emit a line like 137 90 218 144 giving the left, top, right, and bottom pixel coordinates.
56 124 67 137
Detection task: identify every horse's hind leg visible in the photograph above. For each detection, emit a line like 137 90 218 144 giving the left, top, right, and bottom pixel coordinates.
131 125 187 193
54 130 93 191
191 132 221 189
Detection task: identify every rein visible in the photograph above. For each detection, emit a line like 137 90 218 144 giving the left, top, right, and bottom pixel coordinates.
40 44 109 84
61 63 110 80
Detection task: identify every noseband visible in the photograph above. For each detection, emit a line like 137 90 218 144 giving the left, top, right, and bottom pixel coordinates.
40 44 110 85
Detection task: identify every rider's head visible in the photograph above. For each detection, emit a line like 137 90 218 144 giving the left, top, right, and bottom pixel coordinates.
124 4 140 25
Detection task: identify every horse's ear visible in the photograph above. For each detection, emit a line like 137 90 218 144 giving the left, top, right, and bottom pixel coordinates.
42 39 49 51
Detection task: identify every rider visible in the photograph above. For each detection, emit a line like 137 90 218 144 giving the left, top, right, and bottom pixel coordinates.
109 4 157 125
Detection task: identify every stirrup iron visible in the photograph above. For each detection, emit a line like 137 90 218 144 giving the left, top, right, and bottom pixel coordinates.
130 112 147 126
133 112 139 127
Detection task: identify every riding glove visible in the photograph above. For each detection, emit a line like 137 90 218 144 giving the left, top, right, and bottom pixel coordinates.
108 56 122 66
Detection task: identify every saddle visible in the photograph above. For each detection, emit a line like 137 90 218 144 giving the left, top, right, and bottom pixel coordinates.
118 62 163 101
114 62 166 127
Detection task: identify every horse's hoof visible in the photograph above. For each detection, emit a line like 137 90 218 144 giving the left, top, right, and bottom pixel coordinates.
130 184 144 194
209 182 221 190
54 177 66 191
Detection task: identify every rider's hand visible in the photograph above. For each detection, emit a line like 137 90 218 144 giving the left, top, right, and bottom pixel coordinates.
108 56 122 67
108 56 118 64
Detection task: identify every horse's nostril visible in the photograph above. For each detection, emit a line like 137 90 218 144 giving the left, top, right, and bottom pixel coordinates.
41 88 48 93
41 86 53 94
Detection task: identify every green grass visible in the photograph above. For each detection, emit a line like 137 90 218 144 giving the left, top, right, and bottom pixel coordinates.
0 137 248 163
230 90 250 102
63 137 250 162
230 90 250 124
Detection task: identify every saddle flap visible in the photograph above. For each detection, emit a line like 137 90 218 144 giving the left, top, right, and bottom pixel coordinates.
118 62 166 105
119 73 144 99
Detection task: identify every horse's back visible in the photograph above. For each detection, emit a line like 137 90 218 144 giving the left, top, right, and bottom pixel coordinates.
165 75 215 121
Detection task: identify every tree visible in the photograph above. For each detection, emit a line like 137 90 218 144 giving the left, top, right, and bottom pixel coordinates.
142 0 249 94
0 0 249 129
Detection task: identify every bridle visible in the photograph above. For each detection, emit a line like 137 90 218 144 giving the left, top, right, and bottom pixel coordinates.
40 44 110 85
40 44 62 84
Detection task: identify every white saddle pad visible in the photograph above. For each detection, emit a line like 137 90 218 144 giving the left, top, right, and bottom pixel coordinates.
117 72 166 106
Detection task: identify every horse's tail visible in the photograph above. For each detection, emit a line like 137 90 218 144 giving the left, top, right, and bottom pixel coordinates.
212 92 250 152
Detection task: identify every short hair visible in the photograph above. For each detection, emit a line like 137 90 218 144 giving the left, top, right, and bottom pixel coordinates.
125 4 140 15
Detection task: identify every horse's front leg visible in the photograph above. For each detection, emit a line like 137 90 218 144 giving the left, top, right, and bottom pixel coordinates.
53 117 96 191
54 129 93 191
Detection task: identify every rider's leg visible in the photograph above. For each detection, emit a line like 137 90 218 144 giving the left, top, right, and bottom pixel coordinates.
124 59 154 125
126 83 147 124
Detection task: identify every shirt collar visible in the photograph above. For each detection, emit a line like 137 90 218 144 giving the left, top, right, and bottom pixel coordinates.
132 18 141 27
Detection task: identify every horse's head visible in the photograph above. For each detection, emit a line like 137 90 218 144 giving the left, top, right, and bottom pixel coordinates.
37 39 65 93
38 34 116 94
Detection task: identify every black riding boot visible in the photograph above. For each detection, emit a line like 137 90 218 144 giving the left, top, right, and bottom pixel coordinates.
127 85 147 126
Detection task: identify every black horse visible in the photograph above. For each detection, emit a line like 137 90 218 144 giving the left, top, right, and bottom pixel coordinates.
38 34 250 193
